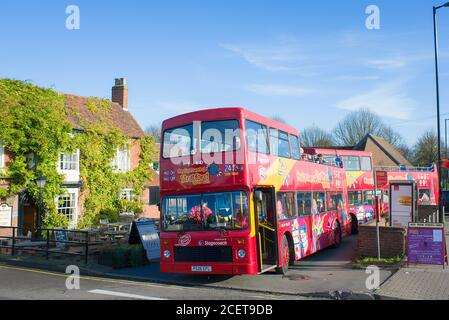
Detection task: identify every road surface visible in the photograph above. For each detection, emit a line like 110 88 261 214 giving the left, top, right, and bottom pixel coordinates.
0 264 307 300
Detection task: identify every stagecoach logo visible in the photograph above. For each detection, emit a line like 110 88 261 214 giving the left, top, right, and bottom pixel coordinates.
198 239 228 246
177 234 191 246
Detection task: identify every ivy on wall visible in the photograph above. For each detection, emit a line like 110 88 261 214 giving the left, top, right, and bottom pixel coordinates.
0 79 157 229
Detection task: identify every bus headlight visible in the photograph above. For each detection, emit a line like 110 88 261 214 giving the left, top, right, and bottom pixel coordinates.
163 250 171 258
237 249 246 259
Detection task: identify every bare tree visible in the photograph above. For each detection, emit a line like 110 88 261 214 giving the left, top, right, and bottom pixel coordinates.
300 126 334 147
145 124 161 143
412 130 439 166
333 108 405 148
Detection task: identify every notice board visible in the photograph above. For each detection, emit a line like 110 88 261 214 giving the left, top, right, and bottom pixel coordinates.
129 219 160 261
390 182 415 229
407 223 447 267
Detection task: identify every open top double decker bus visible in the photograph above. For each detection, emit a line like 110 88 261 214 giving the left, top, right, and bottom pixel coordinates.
375 164 439 214
159 108 355 275
303 148 375 228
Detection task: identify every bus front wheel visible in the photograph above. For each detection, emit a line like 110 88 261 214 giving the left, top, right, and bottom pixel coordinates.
276 235 290 275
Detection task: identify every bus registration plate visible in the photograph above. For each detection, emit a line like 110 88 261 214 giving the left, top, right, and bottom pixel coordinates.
191 266 212 272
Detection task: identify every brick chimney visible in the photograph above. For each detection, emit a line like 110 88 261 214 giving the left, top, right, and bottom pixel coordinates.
112 78 128 111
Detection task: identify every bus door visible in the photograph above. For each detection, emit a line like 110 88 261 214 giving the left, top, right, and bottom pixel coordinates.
254 187 278 273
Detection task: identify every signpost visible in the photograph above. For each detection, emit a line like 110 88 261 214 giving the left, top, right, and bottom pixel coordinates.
374 170 388 259
407 222 448 268
375 170 388 189
129 219 160 261
0 203 12 227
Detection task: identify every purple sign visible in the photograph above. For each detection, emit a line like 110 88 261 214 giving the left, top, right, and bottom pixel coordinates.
407 223 446 266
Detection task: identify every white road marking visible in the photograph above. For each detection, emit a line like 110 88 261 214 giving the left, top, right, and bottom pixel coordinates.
88 289 168 300
0 265 185 290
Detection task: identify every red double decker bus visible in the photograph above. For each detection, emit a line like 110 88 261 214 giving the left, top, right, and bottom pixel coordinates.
303 148 375 228
376 164 439 213
159 108 355 275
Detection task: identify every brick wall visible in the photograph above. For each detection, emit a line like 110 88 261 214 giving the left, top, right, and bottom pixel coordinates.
357 225 406 258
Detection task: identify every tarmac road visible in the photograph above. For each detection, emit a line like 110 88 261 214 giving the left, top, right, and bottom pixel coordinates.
0 264 308 300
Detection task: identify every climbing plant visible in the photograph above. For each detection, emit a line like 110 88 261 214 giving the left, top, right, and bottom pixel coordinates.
0 79 157 229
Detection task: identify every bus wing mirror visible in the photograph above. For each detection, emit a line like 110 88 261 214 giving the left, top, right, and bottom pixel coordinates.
254 191 263 202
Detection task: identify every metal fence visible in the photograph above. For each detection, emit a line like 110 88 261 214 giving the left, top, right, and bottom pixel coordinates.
0 226 91 264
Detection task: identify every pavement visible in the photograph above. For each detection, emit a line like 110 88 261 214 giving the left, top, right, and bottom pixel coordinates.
0 234 393 300
373 216 449 300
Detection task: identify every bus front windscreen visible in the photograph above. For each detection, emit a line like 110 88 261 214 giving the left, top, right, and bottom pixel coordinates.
162 191 249 231
162 120 241 158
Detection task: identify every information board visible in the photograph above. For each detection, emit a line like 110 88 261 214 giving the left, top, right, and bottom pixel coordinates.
55 229 68 248
129 219 160 261
0 204 12 227
390 182 414 229
407 223 447 267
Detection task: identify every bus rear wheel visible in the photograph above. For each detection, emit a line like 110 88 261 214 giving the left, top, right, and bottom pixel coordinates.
276 235 290 275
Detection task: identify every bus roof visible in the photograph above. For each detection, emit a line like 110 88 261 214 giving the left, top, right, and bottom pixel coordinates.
303 147 372 158
161 107 299 136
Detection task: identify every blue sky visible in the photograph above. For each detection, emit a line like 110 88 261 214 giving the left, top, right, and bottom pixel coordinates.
1 1 449 146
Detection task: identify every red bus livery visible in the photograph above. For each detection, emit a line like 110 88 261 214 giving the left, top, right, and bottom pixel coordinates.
159 108 356 275
304 148 375 227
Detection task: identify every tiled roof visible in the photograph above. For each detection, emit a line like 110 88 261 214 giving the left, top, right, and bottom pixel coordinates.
355 134 412 166
64 94 145 138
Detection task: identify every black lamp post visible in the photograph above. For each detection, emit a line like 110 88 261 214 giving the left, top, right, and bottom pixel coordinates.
433 2 449 222
36 174 46 239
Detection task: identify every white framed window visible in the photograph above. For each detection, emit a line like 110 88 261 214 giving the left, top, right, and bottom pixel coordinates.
57 189 79 226
59 152 78 171
121 188 133 201
58 150 80 182
112 148 131 172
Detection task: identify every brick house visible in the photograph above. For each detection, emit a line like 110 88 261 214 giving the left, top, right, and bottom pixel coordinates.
0 78 160 235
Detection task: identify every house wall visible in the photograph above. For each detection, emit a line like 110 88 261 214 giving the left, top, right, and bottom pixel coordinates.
130 140 160 219
0 149 19 237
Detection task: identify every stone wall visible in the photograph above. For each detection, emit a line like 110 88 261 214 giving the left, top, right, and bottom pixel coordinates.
357 225 406 258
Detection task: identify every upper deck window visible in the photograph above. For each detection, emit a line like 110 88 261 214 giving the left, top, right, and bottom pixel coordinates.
245 120 269 154
360 156 372 171
200 120 241 153
342 156 361 171
163 124 194 158
289 135 300 160
270 128 291 159
162 120 241 158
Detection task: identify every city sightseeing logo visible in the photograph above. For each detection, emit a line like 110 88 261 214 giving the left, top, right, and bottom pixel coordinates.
178 234 191 246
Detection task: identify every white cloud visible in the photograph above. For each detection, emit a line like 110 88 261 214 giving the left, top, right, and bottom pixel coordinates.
246 84 315 97
336 80 415 120
367 59 407 70
331 75 380 81
219 41 312 74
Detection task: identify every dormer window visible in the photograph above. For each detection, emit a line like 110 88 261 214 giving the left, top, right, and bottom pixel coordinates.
112 148 130 172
